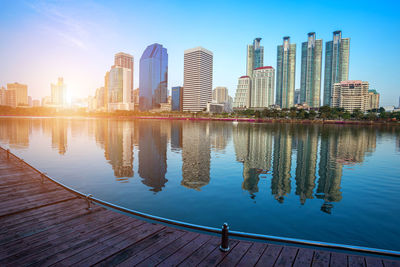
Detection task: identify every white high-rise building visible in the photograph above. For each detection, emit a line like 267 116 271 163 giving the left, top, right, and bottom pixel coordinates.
108 66 133 111
233 76 251 109
51 78 67 107
183 47 213 112
250 66 275 108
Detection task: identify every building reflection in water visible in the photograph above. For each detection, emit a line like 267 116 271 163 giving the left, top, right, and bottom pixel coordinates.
0 118 385 210
295 125 318 205
271 124 293 203
233 123 272 198
138 121 168 192
181 122 211 190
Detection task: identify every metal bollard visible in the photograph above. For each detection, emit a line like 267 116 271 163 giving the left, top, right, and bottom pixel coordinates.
220 223 230 252
86 194 93 210
6 149 10 160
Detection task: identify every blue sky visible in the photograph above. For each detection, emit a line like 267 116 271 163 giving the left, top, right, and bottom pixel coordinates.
0 0 399 106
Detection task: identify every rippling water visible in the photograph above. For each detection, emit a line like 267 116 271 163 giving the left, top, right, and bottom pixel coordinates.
1 117 399 251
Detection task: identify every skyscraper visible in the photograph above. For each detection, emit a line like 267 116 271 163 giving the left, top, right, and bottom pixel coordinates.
323 30 350 106
276 36 296 109
171 86 183 111
139 43 168 111
250 66 275 108
300 32 323 107
246 38 264 77
233 76 251 108
114 52 134 91
108 66 132 111
183 47 213 112
50 78 66 107
7 82 28 106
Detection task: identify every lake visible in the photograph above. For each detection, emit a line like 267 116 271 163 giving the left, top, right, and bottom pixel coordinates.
0 117 399 251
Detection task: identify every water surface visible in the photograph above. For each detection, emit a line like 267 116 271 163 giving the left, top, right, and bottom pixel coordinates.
0 117 399 251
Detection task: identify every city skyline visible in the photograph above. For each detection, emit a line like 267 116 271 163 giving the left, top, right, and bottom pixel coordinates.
0 1 399 106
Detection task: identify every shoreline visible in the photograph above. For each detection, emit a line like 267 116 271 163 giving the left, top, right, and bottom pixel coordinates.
0 114 399 125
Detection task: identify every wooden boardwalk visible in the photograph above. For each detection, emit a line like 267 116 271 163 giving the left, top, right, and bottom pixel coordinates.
0 149 399 267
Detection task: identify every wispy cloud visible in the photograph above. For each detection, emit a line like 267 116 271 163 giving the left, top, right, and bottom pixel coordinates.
24 0 100 50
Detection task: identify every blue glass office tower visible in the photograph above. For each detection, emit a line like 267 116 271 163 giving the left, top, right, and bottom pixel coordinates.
323 31 350 106
171 86 183 111
139 43 168 111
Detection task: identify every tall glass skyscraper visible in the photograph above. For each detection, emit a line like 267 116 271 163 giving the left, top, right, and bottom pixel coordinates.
246 38 264 77
139 43 168 111
300 32 323 108
276 36 296 109
323 30 350 106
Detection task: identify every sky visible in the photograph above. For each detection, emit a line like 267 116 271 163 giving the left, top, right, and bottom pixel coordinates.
0 0 399 106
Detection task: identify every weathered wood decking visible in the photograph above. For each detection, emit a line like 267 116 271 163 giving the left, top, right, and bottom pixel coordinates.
0 149 399 267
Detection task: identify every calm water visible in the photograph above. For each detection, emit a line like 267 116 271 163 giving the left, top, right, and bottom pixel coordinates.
1 117 400 251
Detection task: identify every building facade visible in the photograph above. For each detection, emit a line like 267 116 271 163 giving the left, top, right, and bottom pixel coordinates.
7 83 28 106
323 30 350 106
50 78 66 107
114 52 134 92
139 43 168 111
183 47 213 112
250 66 275 108
276 36 296 109
246 38 264 77
171 86 183 111
367 89 380 111
108 66 133 111
212 87 229 103
331 80 369 112
300 32 323 108
233 76 251 109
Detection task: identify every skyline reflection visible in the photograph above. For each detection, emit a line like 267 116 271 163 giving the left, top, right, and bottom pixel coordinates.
0 118 396 212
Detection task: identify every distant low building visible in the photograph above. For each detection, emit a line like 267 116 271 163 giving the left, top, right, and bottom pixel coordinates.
207 103 225 113
367 89 380 111
32 99 40 107
7 83 28 106
331 80 369 112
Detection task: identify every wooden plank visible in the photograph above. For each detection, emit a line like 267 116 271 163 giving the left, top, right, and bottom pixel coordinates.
0 197 83 226
236 242 267 267
7 214 137 266
365 256 383 267
176 236 220 267
0 199 99 241
0 190 76 217
382 260 400 267
255 244 283 266
218 241 252 267
293 248 314 267
91 226 177 267
312 250 331 267
330 252 347 267
29 218 145 266
157 234 212 267
0 198 87 233
197 240 239 267
0 208 116 260
274 246 299 267
349 255 366 267
135 231 199 267
56 222 164 266
115 228 186 267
